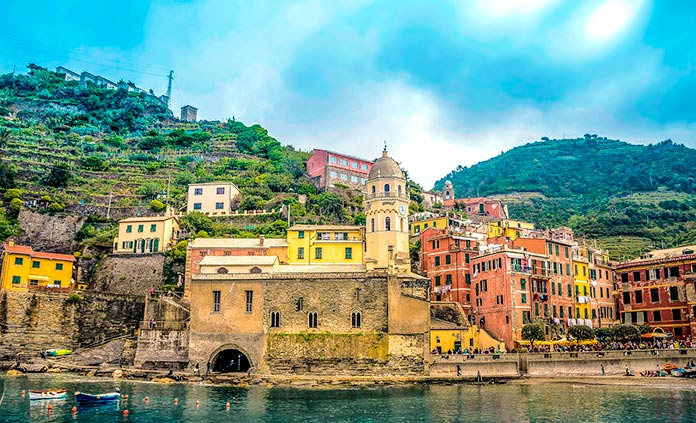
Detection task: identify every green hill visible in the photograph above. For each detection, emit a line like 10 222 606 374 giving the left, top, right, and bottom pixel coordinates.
0 65 366 249
435 136 696 260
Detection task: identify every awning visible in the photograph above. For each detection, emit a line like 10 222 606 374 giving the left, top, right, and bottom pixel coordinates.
28 275 50 281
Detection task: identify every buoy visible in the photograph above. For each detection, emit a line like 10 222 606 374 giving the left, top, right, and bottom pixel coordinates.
144 396 150 402
71 406 77 413
47 404 53 410
123 409 129 416
123 394 129 399
196 400 200 407
174 398 178 405
226 402 230 410
21 390 25 396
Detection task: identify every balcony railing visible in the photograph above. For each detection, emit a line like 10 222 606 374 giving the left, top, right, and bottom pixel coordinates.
365 191 410 201
28 285 72 293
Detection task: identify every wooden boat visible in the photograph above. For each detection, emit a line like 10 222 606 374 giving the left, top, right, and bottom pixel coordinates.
75 391 120 403
29 389 68 400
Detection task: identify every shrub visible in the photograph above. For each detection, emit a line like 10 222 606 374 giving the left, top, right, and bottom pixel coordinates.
9 197 22 212
65 293 82 304
149 199 165 212
48 202 65 212
3 188 22 201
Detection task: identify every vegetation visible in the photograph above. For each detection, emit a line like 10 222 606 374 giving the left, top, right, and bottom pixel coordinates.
437 135 696 260
521 323 546 343
567 325 594 341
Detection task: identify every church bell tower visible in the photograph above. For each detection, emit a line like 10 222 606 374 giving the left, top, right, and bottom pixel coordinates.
364 146 410 273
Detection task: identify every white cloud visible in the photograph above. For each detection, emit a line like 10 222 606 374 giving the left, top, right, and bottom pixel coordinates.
584 0 646 43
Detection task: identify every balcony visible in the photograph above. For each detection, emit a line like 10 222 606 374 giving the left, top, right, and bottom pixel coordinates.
365 191 410 201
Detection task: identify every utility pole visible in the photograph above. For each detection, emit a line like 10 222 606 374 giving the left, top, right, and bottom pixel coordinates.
165 70 174 110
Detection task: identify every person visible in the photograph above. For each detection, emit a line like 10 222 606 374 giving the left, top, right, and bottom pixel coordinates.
456 364 462 377
601 364 605 376
194 362 200 375
476 370 482 382
206 361 211 375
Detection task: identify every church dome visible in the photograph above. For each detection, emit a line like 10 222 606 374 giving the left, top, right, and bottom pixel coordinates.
368 148 404 179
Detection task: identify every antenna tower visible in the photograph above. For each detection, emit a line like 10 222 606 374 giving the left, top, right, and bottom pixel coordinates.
166 70 174 109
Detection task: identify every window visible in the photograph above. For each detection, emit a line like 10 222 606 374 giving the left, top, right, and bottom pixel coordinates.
315 248 322 259
635 290 643 303
434 256 441 266
566 264 571 275
270 311 280 327
521 293 527 304
351 162 358 169
555 245 560 256
329 171 338 178
520 278 526 290
55 263 63 270
216 187 225 194
30 280 38 286
435 276 441 286
330 156 338 164
14 257 23 265
193 203 202 210
297 247 304 259
672 308 682 321
213 290 221 312
308 311 318 328
245 290 253 313
32 261 40 269
340 173 348 181
370 219 375 232
214 202 223 210
670 286 679 301
669 267 680 277
567 284 572 297
351 311 361 328
650 288 659 302
548 243 553 255
653 310 661 322
385 217 391 231
194 188 203 195
11 276 20 284
150 224 157 232
340 158 348 166
297 230 305 240
633 271 641 282
345 247 353 259
53 280 61 286
621 273 629 283
446 274 452 285
360 178 366 184
445 255 451 265
351 175 358 183
623 292 631 305
465 254 470 263
126 225 132 233
465 274 471 284
138 224 144 233
565 247 569 258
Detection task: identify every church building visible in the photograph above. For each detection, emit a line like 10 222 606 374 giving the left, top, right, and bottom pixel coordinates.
186 148 431 375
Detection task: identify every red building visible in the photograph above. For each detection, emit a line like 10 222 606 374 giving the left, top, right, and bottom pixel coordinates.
455 197 507 219
615 245 696 339
420 227 478 306
306 149 373 189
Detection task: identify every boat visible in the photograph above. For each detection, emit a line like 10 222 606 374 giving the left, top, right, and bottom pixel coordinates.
29 389 68 400
44 349 72 357
75 391 121 403
671 369 685 377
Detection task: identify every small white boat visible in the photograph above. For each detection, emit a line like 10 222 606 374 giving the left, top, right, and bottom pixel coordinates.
29 389 68 400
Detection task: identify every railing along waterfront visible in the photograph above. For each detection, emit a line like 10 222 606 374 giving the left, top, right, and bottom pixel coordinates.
429 348 696 363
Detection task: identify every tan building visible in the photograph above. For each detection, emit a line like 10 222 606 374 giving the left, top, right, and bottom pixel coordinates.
186 148 432 375
186 182 240 215
113 215 180 254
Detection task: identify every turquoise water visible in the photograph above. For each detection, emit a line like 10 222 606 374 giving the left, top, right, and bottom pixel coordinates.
1 375 696 422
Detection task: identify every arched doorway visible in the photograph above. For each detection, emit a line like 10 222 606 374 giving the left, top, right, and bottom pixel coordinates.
211 348 251 373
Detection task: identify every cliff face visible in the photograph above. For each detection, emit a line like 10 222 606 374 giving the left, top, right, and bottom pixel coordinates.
16 209 84 252
90 254 167 295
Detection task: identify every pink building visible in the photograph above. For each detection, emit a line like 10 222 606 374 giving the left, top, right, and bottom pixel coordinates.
306 149 373 189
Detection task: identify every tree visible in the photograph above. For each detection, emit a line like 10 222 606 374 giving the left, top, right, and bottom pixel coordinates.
522 323 546 345
43 163 71 188
0 160 16 191
136 182 165 200
568 325 594 341
610 324 641 341
180 211 214 234
169 240 188 262
149 199 165 212
82 154 109 171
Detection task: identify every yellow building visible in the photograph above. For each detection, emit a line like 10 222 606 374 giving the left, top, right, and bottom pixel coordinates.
186 182 240 215
113 215 180 254
410 216 447 236
573 248 592 324
1 243 75 292
430 320 504 353
286 225 364 266
487 219 535 240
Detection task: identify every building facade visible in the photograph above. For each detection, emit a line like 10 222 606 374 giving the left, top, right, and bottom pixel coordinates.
0 243 75 292
113 215 180 254
286 225 363 266
306 149 373 189
186 182 240 215
181 105 198 122
615 246 696 339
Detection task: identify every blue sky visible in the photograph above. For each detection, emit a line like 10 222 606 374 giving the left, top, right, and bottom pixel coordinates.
1 0 694 188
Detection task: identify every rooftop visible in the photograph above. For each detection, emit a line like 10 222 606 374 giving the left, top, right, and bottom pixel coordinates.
187 181 237 187
289 225 363 231
189 238 288 249
312 149 372 164
119 215 179 223
628 245 696 263
3 244 75 262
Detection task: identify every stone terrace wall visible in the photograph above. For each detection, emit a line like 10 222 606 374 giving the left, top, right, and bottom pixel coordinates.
91 254 166 295
0 290 144 359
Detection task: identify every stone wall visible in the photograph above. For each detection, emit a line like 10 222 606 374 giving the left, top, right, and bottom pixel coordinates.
0 290 144 359
134 328 189 369
90 254 166 294
16 209 84 252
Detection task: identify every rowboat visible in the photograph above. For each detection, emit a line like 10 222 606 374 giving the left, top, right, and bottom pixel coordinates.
75 391 120 403
29 389 68 400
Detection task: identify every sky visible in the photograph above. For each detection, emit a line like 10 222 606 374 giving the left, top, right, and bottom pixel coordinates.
1 0 695 189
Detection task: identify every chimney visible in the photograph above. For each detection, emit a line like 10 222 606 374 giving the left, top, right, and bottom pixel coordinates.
259 235 265 246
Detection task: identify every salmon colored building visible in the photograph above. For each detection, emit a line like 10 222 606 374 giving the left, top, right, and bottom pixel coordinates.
306 149 373 190
420 227 478 306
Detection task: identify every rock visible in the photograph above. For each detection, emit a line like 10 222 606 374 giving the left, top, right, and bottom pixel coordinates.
112 369 123 379
24 364 48 373
6 369 24 376
151 377 175 384
47 368 63 373
86 370 97 377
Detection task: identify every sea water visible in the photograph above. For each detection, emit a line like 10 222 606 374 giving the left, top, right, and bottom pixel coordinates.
1 374 695 422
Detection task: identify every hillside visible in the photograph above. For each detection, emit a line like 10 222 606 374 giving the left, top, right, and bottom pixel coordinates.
435 136 696 260
0 65 367 254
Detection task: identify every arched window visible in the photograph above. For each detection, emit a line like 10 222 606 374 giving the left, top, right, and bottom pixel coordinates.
384 184 390 193
397 185 402 194
217 267 229 274
400 218 404 232
371 185 376 194
385 217 391 231
351 311 361 328
152 238 160 252
308 311 318 328
370 218 375 232
145 238 152 252
270 311 280 328
250 267 262 274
